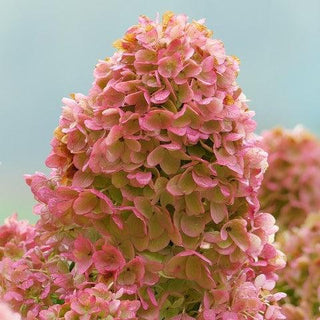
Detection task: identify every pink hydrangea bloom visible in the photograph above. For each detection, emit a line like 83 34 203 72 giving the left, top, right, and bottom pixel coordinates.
0 12 285 319
277 213 320 319
0 214 36 260
259 126 320 228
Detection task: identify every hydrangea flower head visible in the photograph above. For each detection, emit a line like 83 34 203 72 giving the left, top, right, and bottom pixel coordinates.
259 126 320 228
0 214 36 261
277 212 320 319
0 12 285 319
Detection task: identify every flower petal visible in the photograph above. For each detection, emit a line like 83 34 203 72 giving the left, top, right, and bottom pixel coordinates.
210 202 228 224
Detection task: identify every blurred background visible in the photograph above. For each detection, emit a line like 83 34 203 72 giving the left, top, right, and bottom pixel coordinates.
0 0 319 223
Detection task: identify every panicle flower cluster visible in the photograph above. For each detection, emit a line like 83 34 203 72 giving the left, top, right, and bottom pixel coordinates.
277 213 320 319
0 13 286 319
0 216 33 319
259 126 320 229
0 214 36 261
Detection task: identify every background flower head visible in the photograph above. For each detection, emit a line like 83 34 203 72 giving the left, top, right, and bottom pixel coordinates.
259 126 320 229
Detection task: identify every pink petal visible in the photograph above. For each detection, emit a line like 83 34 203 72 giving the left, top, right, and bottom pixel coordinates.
147 146 165 167
206 97 224 114
139 110 173 131
210 202 228 224
105 125 123 146
201 56 214 72
166 175 184 196
223 219 250 251
203 310 216 320
158 53 183 78
67 129 86 153
150 89 170 104
134 172 152 186
72 171 94 188
100 86 125 108
93 245 125 274
180 215 205 237
192 171 217 188
177 82 193 103
73 191 98 215
135 49 157 63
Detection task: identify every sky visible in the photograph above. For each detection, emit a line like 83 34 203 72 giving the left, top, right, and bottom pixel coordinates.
0 0 319 222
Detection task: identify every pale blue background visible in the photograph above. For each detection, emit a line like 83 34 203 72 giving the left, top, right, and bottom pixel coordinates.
0 0 319 222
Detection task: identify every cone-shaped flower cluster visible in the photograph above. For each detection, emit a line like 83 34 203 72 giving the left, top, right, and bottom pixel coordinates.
0 13 286 319
277 213 320 319
259 126 320 229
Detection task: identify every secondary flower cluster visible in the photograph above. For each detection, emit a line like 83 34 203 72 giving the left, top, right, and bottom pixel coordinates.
277 213 320 319
259 126 320 318
0 12 285 319
259 126 320 229
0 214 36 262
0 214 141 319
